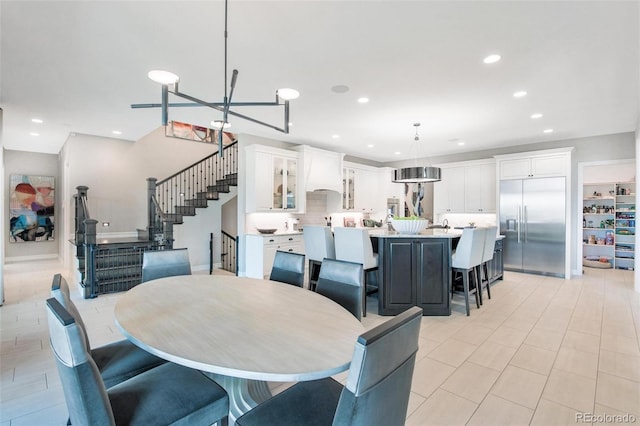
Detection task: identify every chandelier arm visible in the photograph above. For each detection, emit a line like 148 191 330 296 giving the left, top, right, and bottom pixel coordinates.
131 101 283 108
229 109 289 133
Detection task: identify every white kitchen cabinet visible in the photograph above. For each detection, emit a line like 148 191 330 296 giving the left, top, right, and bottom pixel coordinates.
465 163 496 212
433 166 465 213
245 145 301 213
245 233 305 278
499 153 569 180
339 162 387 213
342 167 355 210
433 161 496 214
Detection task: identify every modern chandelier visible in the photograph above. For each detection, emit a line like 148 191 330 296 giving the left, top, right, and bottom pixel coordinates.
393 123 442 183
131 0 299 156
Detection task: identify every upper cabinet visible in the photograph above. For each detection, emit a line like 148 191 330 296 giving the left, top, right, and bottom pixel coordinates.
433 161 496 214
245 145 302 213
337 162 396 213
498 150 571 180
433 166 466 213
465 163 496 213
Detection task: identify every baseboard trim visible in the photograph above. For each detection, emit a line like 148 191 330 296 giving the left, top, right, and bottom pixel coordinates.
5 254 59 263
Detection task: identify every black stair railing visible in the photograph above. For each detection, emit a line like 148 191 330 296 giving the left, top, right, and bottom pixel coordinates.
220 230 239 275
152 140 238 225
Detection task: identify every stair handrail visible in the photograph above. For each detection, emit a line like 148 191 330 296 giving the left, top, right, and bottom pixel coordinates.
156 140 238 186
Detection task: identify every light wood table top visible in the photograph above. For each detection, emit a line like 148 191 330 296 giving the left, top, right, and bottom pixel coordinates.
114 274 364 382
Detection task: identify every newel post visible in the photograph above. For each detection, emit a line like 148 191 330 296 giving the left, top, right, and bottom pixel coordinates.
83 218 98 298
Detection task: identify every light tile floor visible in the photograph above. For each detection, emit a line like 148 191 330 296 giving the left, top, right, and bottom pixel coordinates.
1 260 639 425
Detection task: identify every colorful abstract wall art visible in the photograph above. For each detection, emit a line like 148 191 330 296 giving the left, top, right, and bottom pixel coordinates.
9 174 55 242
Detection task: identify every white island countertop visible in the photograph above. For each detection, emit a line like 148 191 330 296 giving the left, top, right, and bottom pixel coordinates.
368 228 464 238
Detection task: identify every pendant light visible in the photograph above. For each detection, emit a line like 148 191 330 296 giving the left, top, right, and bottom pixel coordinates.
393 123 442 183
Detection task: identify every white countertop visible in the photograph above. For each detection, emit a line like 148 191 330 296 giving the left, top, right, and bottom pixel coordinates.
368 228 464 238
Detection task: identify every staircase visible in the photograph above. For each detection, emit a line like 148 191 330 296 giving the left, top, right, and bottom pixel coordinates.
147 141 238 246
75 141 239 298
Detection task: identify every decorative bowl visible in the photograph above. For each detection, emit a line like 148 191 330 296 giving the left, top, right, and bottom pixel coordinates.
256 228 277 235
391 218 429 235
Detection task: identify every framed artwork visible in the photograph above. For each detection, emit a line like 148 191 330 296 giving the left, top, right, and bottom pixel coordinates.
9 174 55 242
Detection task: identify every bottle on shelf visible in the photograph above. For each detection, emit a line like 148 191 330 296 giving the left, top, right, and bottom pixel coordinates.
583 216 586 228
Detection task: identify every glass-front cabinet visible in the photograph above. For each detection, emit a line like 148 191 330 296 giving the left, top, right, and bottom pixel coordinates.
245 145 300 212
273 157 297 210
342 167 355 210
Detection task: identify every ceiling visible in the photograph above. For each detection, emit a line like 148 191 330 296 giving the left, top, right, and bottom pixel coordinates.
1 1 638 163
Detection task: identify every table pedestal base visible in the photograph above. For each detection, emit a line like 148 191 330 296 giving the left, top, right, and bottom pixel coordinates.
205 373 273 425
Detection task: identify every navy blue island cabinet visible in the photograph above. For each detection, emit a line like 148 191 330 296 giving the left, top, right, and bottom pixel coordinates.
372 230 459 316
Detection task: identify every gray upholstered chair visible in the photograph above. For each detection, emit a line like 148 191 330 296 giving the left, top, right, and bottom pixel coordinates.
333 227 379 317
141 248 192 283
269 250 305 287
478 226 498 305
315 258 364 321
51 274 166 388
45 297 229 426
451 227 484 316
235 306 422 426
303 225 336 291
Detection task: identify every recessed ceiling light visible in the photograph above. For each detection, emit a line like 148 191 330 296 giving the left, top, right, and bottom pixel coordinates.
331 134 340 139
331 85 350 93
458 142 465 146
367 144 374 148
543 128 554 133
513 91 527 98
483 54 501 64
394 151 401 155
288 122 293 126
531 113 543 119
30 132 39 136
112 130 122 135
31 118 43 124
357 97 369 104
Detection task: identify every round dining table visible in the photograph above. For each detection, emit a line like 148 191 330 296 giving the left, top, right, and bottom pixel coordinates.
114 274 364 424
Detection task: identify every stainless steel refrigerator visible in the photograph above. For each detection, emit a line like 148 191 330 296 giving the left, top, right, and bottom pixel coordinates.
499 177 566 277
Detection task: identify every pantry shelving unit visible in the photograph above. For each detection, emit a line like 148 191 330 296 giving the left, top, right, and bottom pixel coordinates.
614 182 635 270
582 183 616 268
582 182 635 270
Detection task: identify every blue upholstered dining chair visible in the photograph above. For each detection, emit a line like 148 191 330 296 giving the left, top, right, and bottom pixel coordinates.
51 273 166 388
315 258 364 320
141 248 192 283
45 297 230 426
235 306 423 426
269 250 306 287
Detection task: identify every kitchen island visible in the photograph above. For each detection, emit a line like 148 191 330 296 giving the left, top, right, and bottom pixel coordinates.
369 229 462 316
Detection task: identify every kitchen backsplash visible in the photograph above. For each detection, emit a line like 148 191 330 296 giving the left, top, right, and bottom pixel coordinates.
436 213 497 228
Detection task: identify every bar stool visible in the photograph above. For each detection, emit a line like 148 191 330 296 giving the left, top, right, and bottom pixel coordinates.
303 226 336 291
333 227 378 317
478 226 497 305
451 227 484 316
